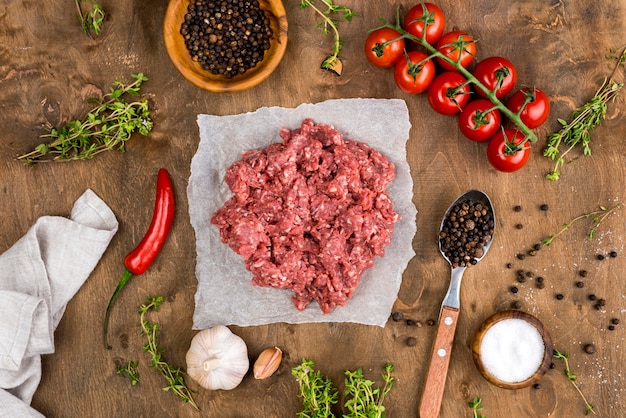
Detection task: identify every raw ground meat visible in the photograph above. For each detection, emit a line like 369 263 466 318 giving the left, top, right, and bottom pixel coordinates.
211 119 399 314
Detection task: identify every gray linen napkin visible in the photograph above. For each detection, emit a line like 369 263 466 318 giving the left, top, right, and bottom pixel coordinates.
0 189 118 417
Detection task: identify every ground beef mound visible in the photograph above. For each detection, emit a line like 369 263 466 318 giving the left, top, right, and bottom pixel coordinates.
211 119 399 314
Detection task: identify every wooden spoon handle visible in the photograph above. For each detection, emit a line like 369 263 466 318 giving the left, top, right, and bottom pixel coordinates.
418 305 460 418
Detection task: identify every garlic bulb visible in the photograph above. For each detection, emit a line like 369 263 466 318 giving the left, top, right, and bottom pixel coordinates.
186 325 249 390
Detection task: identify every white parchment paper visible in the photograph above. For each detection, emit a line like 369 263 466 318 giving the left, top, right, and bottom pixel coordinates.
187 98 416 328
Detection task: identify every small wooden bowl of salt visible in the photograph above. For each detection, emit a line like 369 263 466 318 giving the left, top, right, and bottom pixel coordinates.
472 310 553 390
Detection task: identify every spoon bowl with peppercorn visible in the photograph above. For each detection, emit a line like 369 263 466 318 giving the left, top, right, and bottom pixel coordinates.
163 0 288 93
419 189 495 418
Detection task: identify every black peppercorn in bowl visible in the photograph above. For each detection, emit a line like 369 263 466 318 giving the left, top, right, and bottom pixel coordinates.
163 0 288 93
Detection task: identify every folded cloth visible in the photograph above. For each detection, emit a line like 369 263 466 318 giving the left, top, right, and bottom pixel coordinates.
0 189 118 416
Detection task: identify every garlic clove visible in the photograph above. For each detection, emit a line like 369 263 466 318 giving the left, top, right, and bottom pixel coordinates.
253 347 283 379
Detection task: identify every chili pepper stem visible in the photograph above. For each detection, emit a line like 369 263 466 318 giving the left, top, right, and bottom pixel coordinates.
103 269 134 349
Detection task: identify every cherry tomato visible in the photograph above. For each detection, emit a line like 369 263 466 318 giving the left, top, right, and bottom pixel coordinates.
506 88 550 129
393 51 435 94
458 99 501 141
404 2 446 45
473 56 518 99
487 129 530 172
427 72 471 115
364 27 406 69
435 31 476 71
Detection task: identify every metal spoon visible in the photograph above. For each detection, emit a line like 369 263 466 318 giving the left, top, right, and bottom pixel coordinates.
418 189 495 418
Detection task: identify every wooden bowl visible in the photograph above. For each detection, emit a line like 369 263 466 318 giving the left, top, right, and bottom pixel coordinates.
472 310 553 390
163 0 288 93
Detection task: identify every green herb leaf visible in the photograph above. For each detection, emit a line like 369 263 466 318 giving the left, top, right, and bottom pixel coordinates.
468 396 486 418
17 74 152 164
299 0 358 75
116 360 140 386
76 0 105 38
543 46 625 180
292 359 338 418
139 296 199 411
541 204 621 245
553 348 596 415
291 360 395 418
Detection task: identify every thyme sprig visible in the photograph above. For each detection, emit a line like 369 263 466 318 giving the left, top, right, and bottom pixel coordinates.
542 204 621 245
343 363 395 418
292 359 338 418
553 349 596 415
75 0 105 38
116 360 140 386
17 73 152 164
299 0 358 75
292 359 395 418
544 46 626 181
140 296 199 411
468 397 486 418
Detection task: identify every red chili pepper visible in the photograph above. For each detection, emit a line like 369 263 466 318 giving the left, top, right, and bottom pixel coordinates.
103 168 175 349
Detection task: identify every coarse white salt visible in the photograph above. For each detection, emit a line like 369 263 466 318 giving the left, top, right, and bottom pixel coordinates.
480 318 545 383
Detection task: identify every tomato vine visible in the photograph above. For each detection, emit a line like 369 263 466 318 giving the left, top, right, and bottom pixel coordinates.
373 11 538 146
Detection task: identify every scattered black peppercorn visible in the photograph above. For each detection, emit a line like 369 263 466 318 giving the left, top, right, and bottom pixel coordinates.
583 344 596 354
609 250 618 258
533 383 541 389
510 286 519 294
549 362 556 369
533 243 542 251
555 293 564 300
598 298 606 306
391 312 403 322
406 319 415 326
517 276 526 284
506 263 513 269
515 223 523 229
406 337 417 347
517 253 526 260
579 270 588 278
511 300 522 309
536 276 545 289
608 325 615 331
576 281 585 288
596 254 605 261
526 271 534 278
540 204 549 211
588 294 597 301
611 318 620 325
513 205 522 212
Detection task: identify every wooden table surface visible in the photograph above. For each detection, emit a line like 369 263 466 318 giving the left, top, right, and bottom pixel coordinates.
1 0 625 416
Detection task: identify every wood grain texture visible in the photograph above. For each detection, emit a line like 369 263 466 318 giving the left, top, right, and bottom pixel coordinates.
0 0 624 416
